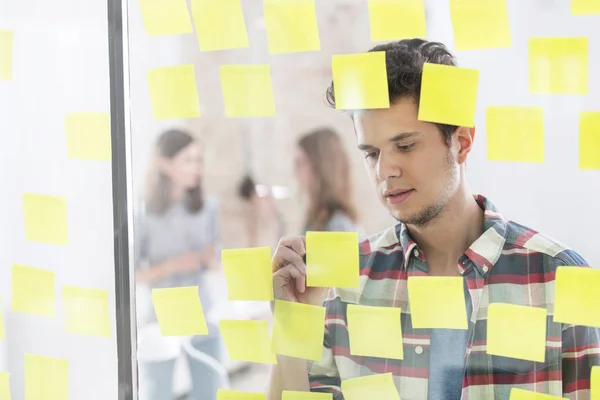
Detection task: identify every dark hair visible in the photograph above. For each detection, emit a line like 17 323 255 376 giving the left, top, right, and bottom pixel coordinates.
238 174 256 200
146 129 204 215
325 38 458 146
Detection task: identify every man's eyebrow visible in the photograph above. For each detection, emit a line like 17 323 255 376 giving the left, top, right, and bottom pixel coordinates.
357 132 422 151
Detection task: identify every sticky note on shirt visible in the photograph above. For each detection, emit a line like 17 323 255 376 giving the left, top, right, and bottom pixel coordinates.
407 276 467 329
579 112 600 170
221 247 273 301
368 0 426 42
0 30 14 80
65 112 111 161
22 193 69 245
347 304 403 360
529 37 588 95
24 354 68 400
264 0 320 54
63 286 111 337
487 303 547 362
571 0 600 15
592 365 600 400
219 320 276 364
306 231 359 288
147 65 201 120
486 106 544 163
0 373 9 400
509 388 565 400
191 0 249 51
331 52 390 110
341 373 400 400
217 390 265 400
554 266 600 328
272 300 326 361
282 392 332 400
449 0 511 50
12 265 56 318
220 65 276 118
418 62 479 127
137 0 193 36
152 286 208 336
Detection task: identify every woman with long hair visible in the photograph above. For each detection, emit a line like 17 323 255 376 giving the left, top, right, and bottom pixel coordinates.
294 127 362 234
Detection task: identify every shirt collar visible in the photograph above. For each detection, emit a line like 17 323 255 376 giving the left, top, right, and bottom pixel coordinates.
395 194 508 276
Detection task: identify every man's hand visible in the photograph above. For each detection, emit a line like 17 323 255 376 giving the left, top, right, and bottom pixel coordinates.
272 236 329 307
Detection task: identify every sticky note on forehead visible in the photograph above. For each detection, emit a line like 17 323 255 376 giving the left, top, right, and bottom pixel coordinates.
449 0 511 50
219 320 276 364
263 0 320 54
22 193 69 245
222 247 273 301
65 112 112 161
220 65 276 118
283 391 332 400
136 0 193 36
152 286 208 336
341 373 400 400
368 0 427 42
486 106 544 163
529 37 588 95
509 388 565 400
347 304 404 360
147 64 201 120
191 0 249 51
217 390 265 400
554 266 600 328
331 52 390 110
579 112 600 170
418 62 479 127
407 276 468 329
487 303 547 363
272 300 325 361
306 231 359 288
0 30 14 80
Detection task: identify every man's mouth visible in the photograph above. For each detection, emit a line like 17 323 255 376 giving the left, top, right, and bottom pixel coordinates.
384 189 413 198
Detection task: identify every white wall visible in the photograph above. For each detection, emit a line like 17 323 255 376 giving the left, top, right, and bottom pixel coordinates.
0 0 118 398
426 0 600 268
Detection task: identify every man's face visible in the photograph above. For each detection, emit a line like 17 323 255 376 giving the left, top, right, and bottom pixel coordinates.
354 97 460 226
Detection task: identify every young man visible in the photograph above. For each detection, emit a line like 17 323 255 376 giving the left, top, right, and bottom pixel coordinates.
267 39 600 400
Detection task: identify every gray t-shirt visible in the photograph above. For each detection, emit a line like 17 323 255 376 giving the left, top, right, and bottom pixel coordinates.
135 196 220 324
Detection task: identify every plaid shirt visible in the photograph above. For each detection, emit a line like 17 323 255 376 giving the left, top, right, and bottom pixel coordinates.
308 195 600 400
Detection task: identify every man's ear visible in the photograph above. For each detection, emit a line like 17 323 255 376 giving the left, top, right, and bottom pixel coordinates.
456 126 475 164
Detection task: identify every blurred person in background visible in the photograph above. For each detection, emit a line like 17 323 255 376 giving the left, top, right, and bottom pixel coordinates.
294 128 363 235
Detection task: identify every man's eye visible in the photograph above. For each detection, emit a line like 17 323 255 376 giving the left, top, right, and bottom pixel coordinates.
365 151 378 160
398 143 415 151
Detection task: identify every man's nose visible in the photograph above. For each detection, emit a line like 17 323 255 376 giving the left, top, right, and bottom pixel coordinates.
376 152 402 181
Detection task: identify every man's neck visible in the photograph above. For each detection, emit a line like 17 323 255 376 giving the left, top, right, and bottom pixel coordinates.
406 187 484 276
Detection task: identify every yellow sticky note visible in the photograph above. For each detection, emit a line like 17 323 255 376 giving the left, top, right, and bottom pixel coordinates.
63 286 111 337
449 0 511 50
219 320 276 364
579 112 600 170
220 65 276 118
529 37 588 95
487 303 547 362
217 390 265 400
554 266 600 328
306 231 359 288
592 365 600 400
0 30 14 80
407 276 467 329
282 392 332 400
191 0 249 51
64 112 111 161
12 265 56 318
341 373 400 400
264 0 320 54
418 62 479 127
0 373 9 400
24 354 69 400
486 106 544 163
22 193 69 245
571 0 600 15
331 52 390 110
347 304 403 360
0 296 5 340
152 286 208 336
137 0 193 36
221 247 273 301
368 0 426 41
509 388 565 400
147 65 201 120
272 300 325 361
